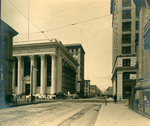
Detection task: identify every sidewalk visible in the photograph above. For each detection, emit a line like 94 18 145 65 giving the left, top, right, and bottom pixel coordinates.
7 97 56 107
94 103 150 126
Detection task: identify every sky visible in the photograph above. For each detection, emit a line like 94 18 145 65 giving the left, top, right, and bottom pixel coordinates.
1 0 112 92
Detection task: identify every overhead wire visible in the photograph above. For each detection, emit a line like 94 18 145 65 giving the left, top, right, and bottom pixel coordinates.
7 0 111 42
19 14 111 35
8 0 50 40
38 1 100 18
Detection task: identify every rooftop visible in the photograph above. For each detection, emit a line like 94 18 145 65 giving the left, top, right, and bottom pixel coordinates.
65 43 85 54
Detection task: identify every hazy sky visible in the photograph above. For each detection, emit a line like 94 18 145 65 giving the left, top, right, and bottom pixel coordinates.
2 0 112 91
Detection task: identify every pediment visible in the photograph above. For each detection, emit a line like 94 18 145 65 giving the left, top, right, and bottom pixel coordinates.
23 75 30 81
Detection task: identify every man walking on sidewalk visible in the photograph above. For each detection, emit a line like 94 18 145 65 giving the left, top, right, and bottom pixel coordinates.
114 94 117 104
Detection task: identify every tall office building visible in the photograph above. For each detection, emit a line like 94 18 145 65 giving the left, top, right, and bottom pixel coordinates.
133 0 150 101
65 43 85 97
111 0 138 99
84 80 90 97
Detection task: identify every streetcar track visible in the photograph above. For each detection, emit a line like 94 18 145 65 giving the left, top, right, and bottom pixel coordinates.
57 104 101 126
0 102 84 123
38 103 87 125
0 102 66 122
0 102 101 126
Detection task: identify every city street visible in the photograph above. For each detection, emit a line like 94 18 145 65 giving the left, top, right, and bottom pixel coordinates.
0 99 101 126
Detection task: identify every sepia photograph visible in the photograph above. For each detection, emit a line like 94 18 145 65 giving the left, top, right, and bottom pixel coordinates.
0 0 150 126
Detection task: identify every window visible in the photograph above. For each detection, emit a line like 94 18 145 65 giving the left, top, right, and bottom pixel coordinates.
47 56 51 86
76 49 78 52
37 57 41 87
122 34 131 44
24 57 30 76
123 72 130 80
123 59 131 66
123 72 136 80
135 33 139 42
122 10 131 19
122 46 131 54
136 9 139 18
122 22 131 32
136 21 139 30
122 0 131 7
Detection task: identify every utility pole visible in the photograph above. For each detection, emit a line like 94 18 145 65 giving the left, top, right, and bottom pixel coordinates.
81 29 82 44
31 65 33 102
28 0 30 41
31 65 37 102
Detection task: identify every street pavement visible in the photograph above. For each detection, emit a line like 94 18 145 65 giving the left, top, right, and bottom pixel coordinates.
1 98 150 126
0 100 100 126
94 102 150 126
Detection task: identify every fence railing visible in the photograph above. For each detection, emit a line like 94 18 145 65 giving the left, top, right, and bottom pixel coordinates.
129 99 150 118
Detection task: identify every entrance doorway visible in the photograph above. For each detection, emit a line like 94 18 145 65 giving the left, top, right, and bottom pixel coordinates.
25 84 30 95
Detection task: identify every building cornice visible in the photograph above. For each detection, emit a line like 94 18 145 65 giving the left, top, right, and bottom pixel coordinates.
112 54 136 73
65 43 85 54
13 41 79 67
1 20 18 36
111 66 137 81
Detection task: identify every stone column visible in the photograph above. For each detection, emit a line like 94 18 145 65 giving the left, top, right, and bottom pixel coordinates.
21 58 24 93
40 55 46 95
17 56 22 94
117 73 123 100
30 55 37 95
12 60 15 92
34 58 37 95
45 57 47 94
51 54 57 94
57 54 62 93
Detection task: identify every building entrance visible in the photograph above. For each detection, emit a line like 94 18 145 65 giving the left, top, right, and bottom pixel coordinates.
25 84 30 95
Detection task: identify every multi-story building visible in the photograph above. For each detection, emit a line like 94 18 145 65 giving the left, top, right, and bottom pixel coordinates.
133 0 150 102
111 0 138 99
90 85 101 97
0 20 18 105
105 86 113 96
84 80 90 97
65 43 85 97
12 40 78 96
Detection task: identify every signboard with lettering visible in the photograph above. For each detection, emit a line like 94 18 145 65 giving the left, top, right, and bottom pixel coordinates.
130 74 136 79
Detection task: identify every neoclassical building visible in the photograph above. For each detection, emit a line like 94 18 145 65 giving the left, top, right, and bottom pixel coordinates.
12 39 79 96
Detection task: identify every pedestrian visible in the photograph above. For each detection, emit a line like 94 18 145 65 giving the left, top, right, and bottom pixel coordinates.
114 94 117 104
105 97 107 106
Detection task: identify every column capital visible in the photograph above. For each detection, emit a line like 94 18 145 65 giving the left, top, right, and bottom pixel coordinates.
50 53 57 58
30 55 35 60
40 54 45 60
17 56 21 60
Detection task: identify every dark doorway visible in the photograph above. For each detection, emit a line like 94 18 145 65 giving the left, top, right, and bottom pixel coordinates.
25 84 30 95
123 86 131 99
